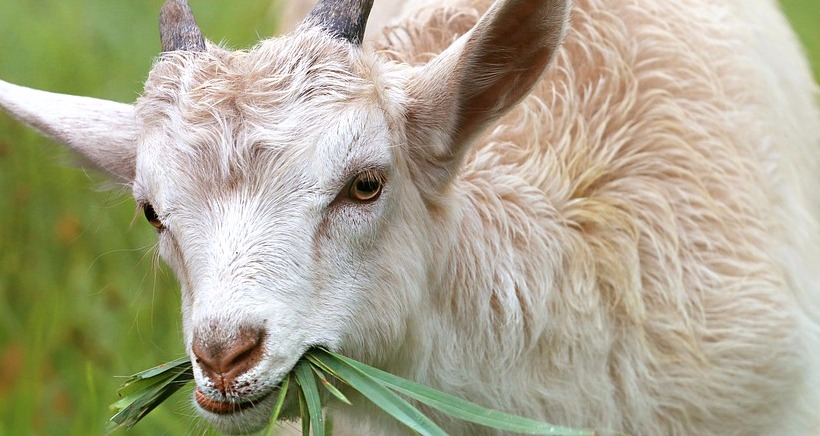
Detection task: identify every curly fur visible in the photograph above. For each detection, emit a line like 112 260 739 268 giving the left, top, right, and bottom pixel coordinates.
345 0 820 433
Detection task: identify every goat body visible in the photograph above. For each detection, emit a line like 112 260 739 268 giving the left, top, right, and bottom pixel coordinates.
0 0 818 434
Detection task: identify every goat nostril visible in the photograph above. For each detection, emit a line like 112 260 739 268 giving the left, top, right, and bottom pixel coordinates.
223 335 262 372
228 339 258 368
192 328 266 391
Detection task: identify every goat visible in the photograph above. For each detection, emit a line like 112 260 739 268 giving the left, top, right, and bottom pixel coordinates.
1 0 819 434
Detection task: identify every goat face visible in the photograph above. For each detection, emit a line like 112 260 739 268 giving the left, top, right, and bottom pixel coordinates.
134 34 433 432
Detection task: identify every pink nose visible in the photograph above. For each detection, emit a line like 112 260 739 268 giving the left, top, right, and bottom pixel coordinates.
192 327 265 394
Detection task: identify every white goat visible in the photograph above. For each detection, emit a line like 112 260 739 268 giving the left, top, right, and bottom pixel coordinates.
1 0 819 434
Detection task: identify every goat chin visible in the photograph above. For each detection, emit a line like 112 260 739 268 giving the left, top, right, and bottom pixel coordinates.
196 392 275 435
1 0 819 434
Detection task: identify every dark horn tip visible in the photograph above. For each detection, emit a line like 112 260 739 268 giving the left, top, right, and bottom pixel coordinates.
160 0 206 53
304 0 375 45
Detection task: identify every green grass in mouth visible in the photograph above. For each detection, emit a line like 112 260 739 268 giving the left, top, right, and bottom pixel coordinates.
109 349 596 436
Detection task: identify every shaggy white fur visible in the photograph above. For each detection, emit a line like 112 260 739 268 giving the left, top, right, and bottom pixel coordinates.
0 0 818 434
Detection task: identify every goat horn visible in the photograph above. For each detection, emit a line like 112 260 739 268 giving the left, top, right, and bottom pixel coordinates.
303 0 375 45
159 0 206 52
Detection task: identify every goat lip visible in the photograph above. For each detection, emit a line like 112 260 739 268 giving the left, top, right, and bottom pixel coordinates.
195 388 272 415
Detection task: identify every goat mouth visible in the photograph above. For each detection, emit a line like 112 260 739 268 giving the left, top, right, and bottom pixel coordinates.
194 388 273 415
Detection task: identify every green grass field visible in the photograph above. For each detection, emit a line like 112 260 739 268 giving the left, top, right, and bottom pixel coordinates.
0 1 818 435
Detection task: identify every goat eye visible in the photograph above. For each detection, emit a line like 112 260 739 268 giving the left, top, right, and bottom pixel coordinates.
348 172 383 202
143 204 164 230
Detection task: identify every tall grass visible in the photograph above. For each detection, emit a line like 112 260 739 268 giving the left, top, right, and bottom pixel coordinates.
0 1 817 434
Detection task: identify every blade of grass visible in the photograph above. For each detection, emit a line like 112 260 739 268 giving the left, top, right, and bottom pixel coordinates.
113 358 192 402
304 353 341 379
310 364 351 405
311 351 447 436
109 364 193 429
125 356 191 380
298 385 310 436
110 360 190 410
295 361 325 436
268 374 291 425
319 350 593 436
325 411 334 435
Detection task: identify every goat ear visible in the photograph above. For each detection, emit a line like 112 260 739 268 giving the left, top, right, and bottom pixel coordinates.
405 0 570 191
0 79 139 183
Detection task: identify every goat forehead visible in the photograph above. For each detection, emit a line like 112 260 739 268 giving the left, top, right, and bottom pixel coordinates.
133 114 395 222
135 105 391 207
135 35 395 202
138 32 377 121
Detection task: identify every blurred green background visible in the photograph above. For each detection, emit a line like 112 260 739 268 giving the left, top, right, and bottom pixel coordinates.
0 1 817 435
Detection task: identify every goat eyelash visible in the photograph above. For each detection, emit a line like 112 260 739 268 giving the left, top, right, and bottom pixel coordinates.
340 168 387 204
136 201 166 231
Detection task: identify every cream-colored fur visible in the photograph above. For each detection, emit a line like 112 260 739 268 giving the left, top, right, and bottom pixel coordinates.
359 1 820 434
0 0 818 435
